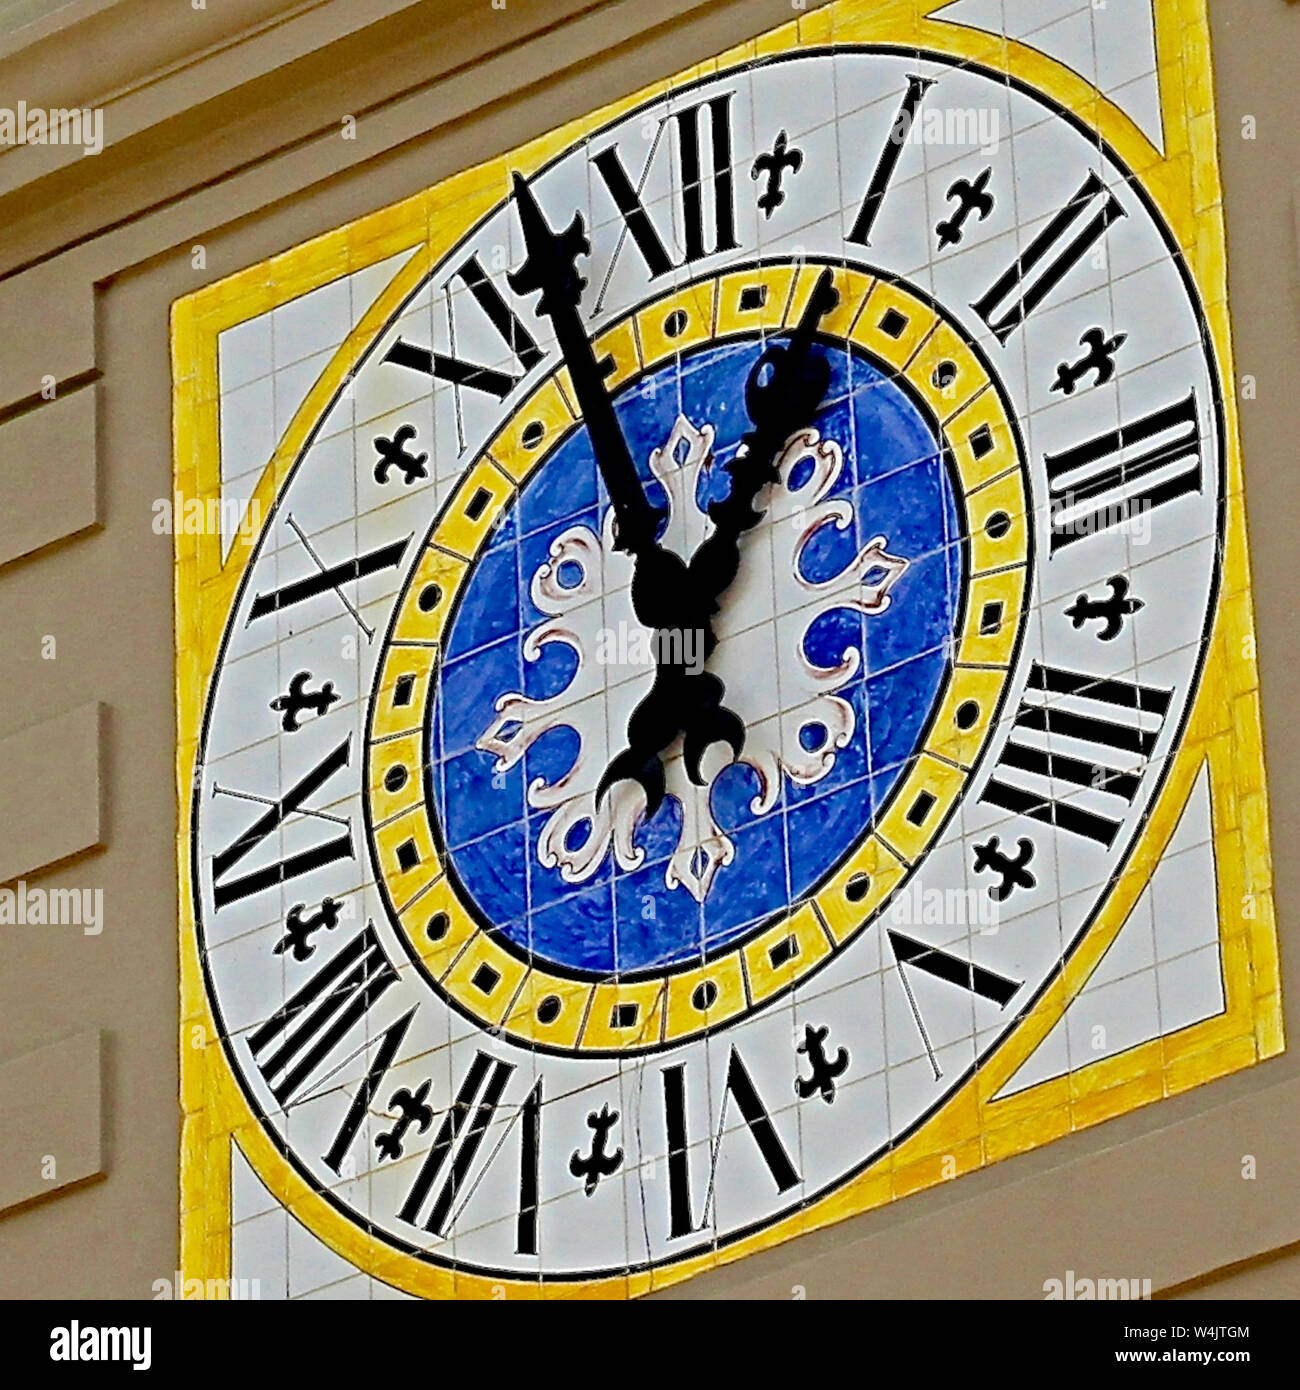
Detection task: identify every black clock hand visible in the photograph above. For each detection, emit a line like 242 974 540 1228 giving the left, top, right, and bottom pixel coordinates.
507 171 666 558
599 269 841 811
687 266 839 602
508 170 700 818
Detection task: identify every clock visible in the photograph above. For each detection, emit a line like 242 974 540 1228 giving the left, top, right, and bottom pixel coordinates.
175 0 1280 1297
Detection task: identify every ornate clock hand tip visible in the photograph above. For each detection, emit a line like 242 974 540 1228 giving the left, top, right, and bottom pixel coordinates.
507 170 591 309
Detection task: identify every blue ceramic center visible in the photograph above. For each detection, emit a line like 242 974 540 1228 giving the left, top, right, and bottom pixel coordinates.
430 335 963 976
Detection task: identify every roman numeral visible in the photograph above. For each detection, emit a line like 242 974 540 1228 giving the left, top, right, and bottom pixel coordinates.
248 536 409 622
383 254 543 401
323 1007 416 1174
398 1051 516 1235
592 93 739 281
663 1048 799 1240
981 663 1173 848
1047 391 1203 552
248 924 399 1107
516 1079 542 1257
210 738 354 909
973 171 1126 343
887 929 1020 1007
887 928 1022 1080
847 74 935 246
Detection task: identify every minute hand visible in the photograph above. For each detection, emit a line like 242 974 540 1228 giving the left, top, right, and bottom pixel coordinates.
507 171 664 556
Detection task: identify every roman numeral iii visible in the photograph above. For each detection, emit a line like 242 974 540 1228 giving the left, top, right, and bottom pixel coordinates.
1047 391 1204 552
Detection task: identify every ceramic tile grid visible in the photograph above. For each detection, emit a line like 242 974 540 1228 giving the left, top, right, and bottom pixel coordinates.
172 0 1280 1300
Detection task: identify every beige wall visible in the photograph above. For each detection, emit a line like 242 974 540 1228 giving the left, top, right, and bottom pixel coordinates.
0 0 1296 1299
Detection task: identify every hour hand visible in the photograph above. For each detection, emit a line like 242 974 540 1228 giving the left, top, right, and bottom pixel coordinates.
507 172 664 556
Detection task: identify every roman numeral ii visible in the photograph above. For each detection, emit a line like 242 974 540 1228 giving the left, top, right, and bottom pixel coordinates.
973 171 1125 343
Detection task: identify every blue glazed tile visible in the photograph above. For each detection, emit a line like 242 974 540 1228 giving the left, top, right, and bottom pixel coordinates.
524 878 616 975
442 542 520 660
448 820 529 925
786 778 874 875
438 635 520 758
442 746 524 848
517 427 598 538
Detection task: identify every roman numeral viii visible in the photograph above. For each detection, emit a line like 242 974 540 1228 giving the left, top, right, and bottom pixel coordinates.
973 171 1125 343
1047 391 1203 552
248 923 399 1107
981 664 1172 848
592 93 740 280
210 738 354 909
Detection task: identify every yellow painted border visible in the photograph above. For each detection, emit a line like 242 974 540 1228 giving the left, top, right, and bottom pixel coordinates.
174 0 1281 1299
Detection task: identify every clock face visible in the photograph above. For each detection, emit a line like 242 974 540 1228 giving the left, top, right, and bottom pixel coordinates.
182 34 1244 1292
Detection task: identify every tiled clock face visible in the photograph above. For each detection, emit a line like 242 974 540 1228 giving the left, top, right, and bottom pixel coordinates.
176 1 1279 1298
